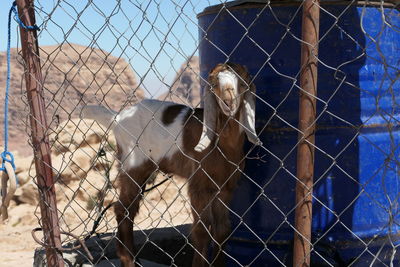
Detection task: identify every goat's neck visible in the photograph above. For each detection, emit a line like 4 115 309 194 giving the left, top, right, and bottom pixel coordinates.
216 112 245 152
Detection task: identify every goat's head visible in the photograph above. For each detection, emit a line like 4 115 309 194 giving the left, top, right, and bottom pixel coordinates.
194 62 261 152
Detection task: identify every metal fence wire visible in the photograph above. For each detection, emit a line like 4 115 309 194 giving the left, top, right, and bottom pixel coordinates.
4 0 400 266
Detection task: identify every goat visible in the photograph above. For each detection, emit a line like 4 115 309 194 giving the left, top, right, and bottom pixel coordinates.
81 62 261 267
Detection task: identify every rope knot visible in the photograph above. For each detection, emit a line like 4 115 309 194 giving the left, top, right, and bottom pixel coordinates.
11 1 40 31
0 151 15 172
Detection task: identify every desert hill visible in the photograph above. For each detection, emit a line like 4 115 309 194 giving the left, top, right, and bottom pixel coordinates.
0 43 144 156
158 56 201 107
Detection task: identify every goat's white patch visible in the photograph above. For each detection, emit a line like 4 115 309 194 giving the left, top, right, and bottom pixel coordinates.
217 70 238 92
217 70 240 116
116 105 138 122
113 99 188 171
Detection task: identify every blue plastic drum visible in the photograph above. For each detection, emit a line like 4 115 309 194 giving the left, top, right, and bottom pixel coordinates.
197 1 400 266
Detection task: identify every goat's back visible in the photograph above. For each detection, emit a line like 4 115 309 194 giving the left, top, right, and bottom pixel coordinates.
113 99 194 171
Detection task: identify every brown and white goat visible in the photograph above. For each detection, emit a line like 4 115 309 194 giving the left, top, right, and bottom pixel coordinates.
81 62 260 267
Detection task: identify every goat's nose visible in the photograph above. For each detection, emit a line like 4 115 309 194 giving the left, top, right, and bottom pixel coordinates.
223 87 235 99
223 99 231 107
226 87 234 93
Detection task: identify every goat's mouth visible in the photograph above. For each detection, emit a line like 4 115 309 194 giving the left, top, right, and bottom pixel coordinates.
218 98 239 116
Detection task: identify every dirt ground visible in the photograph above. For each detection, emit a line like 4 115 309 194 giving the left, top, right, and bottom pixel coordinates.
0 176 192 266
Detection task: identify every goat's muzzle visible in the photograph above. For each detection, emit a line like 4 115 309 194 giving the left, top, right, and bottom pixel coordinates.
218 96 240 116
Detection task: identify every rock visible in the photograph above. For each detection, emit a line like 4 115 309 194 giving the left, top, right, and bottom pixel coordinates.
158 56 200 107
0 44 144 157
13 180 39 206
14 156 35 186
51 151 74 183
15 169 35 187
50 118 116 155
15 157 34 175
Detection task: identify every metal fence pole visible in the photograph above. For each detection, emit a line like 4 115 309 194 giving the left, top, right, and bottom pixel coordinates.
16 0 64 266
293 0 320 266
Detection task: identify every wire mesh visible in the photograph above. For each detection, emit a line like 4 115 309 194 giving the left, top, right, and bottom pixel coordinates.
3 0 400 266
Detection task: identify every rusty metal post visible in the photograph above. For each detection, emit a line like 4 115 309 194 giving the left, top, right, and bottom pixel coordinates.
293 0 320 266
16 0 64 266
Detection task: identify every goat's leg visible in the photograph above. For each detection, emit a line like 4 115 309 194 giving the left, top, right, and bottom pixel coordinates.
210 192 232 267
190 190 215 267
115 170 149 267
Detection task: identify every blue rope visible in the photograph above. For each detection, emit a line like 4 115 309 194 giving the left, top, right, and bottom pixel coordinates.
10 1 40 31
1 2 39 172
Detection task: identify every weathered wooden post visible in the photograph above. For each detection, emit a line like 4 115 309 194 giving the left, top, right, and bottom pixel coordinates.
293 0 320 266
16 0 64 266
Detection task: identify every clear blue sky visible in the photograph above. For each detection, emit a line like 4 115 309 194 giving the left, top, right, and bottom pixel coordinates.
1 0 225 97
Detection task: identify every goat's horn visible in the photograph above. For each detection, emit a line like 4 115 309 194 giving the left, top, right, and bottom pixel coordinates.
194 84 217 152
241 83 262 146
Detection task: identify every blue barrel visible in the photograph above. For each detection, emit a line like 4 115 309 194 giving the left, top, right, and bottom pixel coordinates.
198 1 400 266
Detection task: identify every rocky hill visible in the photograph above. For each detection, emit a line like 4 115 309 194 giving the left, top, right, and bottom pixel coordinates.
0 44 144 155
158 56 201 107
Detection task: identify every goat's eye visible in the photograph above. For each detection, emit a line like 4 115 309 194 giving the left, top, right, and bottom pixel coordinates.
239 81 247 88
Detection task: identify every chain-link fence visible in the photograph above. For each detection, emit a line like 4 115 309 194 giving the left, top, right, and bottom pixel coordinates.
3 0 400 266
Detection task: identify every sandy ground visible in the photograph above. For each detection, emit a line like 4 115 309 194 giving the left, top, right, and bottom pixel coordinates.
0 205 38 266
0 176 192 267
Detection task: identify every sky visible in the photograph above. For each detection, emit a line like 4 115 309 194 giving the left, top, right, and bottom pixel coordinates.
1 0 225 98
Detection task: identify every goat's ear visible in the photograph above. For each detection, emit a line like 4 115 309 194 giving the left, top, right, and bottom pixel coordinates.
194 84 217 152
240 82 262 146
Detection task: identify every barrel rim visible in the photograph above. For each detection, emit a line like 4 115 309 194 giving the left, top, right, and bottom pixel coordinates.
197 0 397 18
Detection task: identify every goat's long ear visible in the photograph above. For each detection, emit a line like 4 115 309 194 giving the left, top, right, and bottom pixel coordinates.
194 84 217 152
241 82 262 145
